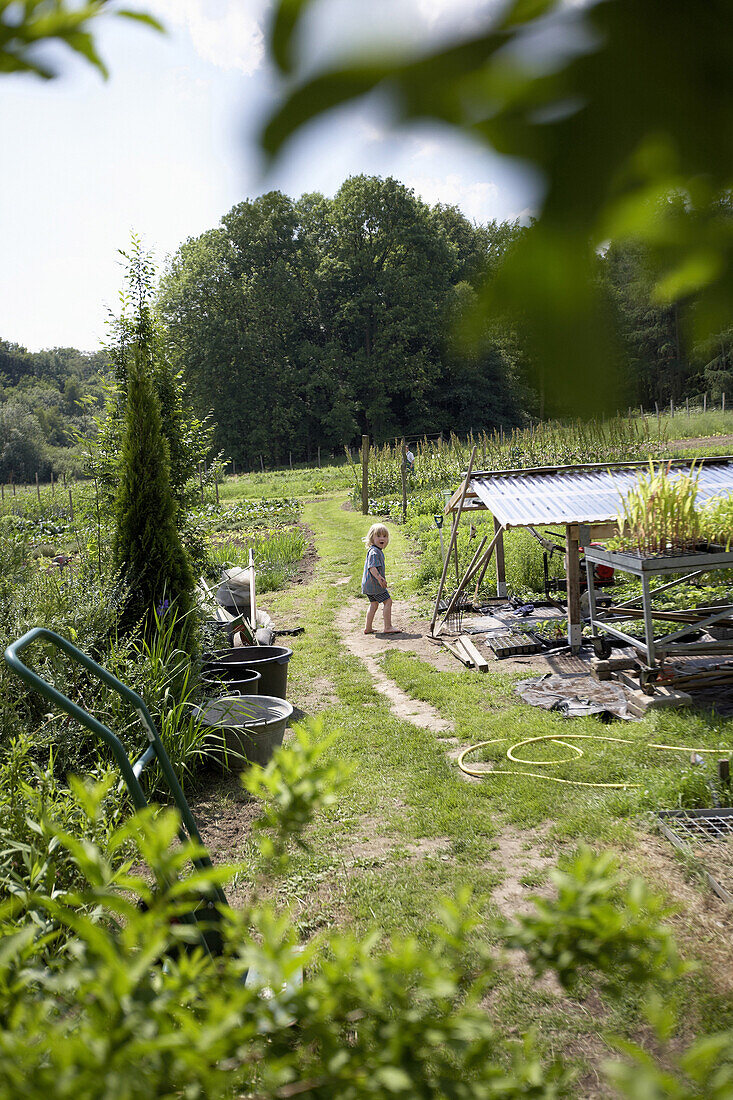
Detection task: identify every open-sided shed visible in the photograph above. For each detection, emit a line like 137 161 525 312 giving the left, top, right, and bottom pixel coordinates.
440 455 733 652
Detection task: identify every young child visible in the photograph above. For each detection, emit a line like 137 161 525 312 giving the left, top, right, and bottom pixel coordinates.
361 523 401 635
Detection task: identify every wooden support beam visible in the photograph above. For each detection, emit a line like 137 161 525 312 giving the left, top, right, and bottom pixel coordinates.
430 446 477 635
494 516 507 599
565 525 582 653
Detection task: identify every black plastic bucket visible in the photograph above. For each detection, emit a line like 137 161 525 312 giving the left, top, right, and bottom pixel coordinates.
195 695 293 769
207 646 292 700
202 666 260 695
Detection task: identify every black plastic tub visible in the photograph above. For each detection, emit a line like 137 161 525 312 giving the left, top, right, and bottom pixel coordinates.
195 695 293 769
201 666 261 695
207 645 292 700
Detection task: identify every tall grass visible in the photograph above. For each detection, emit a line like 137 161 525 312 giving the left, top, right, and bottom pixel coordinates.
352 417 669 507
206 528 307 592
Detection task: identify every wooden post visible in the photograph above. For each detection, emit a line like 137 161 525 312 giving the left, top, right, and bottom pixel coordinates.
704 392 707 413
453 537 460 584
670 397 674 417
655 400 660 425
494 516 507 598
289 451 292 469
50 471 54 494
686 396 689 418
723 392 727 413
35 472 40 502
317 445 321 468
429 446 477 634
401 437 407 524
1 483 3 502
260 454 264 472
248 548 258 644
68 488 74 521
198 462 205 504
361 434 370 515
565 526 582 654
628 406 632 421
215 475 220 507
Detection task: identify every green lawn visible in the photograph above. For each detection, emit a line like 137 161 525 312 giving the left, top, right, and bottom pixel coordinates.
208 485 733 1083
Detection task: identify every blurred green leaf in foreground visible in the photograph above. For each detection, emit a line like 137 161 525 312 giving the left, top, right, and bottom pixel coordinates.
0 0 162 80
261 0 733 417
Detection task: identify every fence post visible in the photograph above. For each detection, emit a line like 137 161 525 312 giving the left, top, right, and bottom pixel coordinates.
289 451 292 469
68 488 74 522
686 396 689 418
401 437 407 524
361 434 370 515
704 392 707 413
317 445 321 468
724 392 727 413
214 473 220 507
198 461 205 504
670 397 674 417
35 472 40 502
655 401 660 426
259 454 264 472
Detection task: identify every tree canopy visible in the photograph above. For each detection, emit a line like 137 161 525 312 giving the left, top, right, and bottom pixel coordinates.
262 0 733 417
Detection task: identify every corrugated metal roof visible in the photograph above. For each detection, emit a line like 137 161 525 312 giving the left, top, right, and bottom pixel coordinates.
461 460 733 528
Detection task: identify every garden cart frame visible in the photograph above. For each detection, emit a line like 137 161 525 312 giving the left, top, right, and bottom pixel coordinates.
4 626 229 956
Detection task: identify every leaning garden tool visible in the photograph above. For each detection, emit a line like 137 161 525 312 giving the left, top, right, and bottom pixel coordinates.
4 626 229 956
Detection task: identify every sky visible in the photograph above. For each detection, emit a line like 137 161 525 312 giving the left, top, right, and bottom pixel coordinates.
0 0 538 353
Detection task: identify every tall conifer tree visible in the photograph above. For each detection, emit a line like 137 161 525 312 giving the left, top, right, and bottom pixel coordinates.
113 345 195 642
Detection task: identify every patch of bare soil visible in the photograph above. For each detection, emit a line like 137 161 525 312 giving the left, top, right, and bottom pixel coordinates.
291 523 318 586
292 675 339 719
669 433 733 450
336 599 454 733
341 499 355 511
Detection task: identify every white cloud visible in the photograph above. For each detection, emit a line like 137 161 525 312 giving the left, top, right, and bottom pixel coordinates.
148 0 267 74
405 173 500 222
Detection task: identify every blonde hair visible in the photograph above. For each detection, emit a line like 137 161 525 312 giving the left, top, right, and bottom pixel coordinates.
363 523 389 547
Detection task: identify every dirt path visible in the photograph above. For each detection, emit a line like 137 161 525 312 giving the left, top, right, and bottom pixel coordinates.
335 599 453 735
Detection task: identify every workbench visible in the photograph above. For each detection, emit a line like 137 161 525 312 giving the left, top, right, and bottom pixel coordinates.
583 543 733 669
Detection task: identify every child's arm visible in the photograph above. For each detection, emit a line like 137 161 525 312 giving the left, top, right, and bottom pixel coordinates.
369 565 387 588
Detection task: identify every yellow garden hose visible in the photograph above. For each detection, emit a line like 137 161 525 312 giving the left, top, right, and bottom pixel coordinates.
457 734 728 789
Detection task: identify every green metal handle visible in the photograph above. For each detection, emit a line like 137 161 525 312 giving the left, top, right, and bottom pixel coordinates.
4 628 213 874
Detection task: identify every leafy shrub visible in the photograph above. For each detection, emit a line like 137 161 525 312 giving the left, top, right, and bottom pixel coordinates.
1 736 731 1099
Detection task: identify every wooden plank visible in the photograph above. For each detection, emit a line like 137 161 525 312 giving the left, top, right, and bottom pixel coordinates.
442 638 473 667
457 635 489 671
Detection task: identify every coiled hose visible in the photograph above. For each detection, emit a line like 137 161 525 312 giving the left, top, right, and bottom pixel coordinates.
457 733 728 788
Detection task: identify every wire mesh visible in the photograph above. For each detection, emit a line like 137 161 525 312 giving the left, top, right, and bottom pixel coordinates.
656 807 733 843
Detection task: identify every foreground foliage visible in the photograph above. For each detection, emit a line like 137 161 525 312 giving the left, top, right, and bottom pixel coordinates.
1 728 731 1099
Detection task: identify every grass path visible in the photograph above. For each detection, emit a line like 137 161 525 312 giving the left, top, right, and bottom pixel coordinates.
228 493 733 1086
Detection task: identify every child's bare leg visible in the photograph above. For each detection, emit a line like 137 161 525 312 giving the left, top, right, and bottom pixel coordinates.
364 600 379 634
382 598 394 631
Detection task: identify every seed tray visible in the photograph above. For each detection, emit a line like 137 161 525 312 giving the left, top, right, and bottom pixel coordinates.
487 633 544 659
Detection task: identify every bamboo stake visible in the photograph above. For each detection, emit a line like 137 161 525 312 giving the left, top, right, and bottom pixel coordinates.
430 446 477 634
